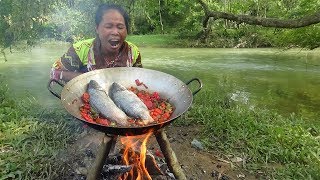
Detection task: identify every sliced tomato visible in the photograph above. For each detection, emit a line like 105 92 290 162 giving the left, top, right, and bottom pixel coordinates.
152 92 160 100
81 112 93 122
144 100 153 109
81 92 90 103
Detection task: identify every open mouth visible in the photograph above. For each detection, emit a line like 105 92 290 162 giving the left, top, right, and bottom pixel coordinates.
109 40 120 48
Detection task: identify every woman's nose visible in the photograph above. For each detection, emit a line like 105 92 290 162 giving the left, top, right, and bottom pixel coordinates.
110 27 119 35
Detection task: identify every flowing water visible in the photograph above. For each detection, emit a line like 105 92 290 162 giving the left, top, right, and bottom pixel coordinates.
0 42 319 120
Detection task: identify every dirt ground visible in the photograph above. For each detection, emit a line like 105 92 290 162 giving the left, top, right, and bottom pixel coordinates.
57 124 257 180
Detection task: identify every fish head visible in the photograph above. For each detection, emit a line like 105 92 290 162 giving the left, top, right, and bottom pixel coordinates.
88 80 99 89
88 80 104 91
110 82 126 93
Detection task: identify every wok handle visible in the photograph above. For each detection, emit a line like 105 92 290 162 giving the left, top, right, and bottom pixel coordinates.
185 78 203 96
47 79 65 99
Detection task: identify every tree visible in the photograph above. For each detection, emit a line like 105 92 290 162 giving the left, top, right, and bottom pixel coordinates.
0 0 70 61
198 0 320 29
196 0 320 48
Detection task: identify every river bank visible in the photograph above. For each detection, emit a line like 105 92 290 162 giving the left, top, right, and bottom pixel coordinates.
1 40 319 179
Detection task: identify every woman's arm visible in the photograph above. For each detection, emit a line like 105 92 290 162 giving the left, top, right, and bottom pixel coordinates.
50 68 82 83
50 46 84 83
58 70 83 82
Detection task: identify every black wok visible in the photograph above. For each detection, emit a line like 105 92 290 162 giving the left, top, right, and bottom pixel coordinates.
48 67 202 136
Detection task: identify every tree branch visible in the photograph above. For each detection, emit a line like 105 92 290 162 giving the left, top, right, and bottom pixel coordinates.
1 48 8 62
197 0 320 28
207 11 320 28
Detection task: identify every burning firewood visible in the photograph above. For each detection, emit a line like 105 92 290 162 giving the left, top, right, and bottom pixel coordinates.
102 164 132 174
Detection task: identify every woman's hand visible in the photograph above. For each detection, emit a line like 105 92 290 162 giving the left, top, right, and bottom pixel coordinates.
51 69 82 82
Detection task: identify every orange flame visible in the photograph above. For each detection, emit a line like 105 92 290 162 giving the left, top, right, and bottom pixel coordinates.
120 132 153 180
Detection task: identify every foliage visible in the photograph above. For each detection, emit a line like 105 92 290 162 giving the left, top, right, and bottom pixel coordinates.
0 0 66 49
267 25 320 49
44 0 99 42
197 0 320 48
0 79 83 179
1 0 320 49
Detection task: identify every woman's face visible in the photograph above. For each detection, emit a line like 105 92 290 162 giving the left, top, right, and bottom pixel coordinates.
96 9 127 55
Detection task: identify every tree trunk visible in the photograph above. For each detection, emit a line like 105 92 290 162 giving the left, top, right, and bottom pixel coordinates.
158 0 164 34
1 48 8 62
128 0 136 33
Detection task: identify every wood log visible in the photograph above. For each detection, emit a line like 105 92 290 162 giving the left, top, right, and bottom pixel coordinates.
87 134 117 180
102 164 132 174
155 129 187 180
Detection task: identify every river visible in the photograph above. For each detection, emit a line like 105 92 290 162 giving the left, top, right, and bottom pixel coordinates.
0 42 319 120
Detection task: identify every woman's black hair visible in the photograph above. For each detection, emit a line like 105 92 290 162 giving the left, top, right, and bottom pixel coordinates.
95 4 130 32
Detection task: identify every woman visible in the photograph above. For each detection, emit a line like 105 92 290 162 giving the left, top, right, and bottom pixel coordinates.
50 4 142 83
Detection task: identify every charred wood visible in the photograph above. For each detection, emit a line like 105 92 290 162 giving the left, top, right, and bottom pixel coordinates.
87 134 117 180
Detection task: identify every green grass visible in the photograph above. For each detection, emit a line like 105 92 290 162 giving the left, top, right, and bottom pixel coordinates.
175 86 320 179
0 81 83 179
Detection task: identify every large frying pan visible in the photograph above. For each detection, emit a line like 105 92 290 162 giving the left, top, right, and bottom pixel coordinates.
48 67 202 136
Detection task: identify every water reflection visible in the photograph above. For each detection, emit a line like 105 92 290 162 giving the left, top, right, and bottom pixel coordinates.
142 48 320 120
0 42 70 107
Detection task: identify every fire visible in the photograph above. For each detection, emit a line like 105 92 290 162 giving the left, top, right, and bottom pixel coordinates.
120 132 153 180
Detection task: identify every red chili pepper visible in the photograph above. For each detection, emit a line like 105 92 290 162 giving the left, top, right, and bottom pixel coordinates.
154 108 162 114
160 102 166 108
152 92 160 100
135 79 148 89
83 103 90 110
81 92 90 103
128 119 135 124
162 112 170 120
135 79 142 86
81 111 93 122
96 118 110 126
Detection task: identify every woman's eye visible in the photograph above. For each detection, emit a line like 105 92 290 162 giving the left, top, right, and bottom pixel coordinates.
118 25 125 29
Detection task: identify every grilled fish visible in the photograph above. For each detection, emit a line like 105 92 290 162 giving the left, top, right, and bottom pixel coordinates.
109 82 154 124
87 80 129 126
